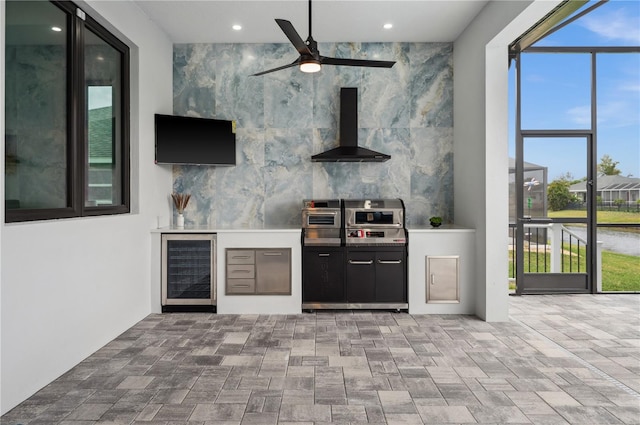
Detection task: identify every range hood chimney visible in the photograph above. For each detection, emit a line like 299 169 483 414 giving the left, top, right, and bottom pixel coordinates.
311 87 390 162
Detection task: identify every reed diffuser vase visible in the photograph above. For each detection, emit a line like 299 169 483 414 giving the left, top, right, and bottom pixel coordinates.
171 192 191 228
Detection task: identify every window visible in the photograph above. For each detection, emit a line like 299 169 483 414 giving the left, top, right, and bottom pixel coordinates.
5 0 130 222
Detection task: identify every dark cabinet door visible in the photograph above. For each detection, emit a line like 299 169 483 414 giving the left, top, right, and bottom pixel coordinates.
303 247 345 302
346 250 376 303
375 251 406 302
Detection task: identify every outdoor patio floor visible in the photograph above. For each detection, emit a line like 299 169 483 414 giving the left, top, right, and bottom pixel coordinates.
2 294 639 424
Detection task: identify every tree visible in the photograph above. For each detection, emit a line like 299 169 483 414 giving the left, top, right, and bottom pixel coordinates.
556 172 583 185
547 179 572 211
614 198 625 210
598 154 622 176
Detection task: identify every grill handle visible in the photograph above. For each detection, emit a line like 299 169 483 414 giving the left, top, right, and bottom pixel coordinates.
348 260 374 265
378 259 402 265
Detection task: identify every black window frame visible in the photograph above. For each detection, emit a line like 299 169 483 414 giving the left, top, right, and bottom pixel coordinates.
5 0 130 223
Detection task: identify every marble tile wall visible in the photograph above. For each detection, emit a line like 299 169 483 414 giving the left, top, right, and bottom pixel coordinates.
172 42 453 227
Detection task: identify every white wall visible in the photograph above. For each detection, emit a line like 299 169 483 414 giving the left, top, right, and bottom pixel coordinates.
407 229 476 315
0 0 173 414
453 0 562 321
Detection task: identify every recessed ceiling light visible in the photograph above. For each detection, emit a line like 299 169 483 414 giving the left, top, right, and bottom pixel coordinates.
232 24 242 31
51 26 62 32
383 23 393 29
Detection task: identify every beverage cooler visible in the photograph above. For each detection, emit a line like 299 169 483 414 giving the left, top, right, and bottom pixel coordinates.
161 233 216 312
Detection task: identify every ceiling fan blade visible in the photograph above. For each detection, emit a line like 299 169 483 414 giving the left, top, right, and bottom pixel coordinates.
276 19 312 56
321 56 396 68
252 60 300 76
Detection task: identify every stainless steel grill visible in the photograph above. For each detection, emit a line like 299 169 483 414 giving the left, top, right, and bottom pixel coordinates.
302 198 408 312
301 199 342 246
344 199 407 246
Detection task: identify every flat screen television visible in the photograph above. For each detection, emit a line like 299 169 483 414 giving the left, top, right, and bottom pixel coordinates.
155 114 236 165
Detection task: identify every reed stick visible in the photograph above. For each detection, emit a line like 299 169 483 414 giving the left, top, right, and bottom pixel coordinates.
171 192 191 214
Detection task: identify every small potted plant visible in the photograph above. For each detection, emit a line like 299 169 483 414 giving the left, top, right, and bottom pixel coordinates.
429 216 443 228
171 192 191 228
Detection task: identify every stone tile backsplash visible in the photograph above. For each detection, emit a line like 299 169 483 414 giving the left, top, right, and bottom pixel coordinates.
172 42 453 227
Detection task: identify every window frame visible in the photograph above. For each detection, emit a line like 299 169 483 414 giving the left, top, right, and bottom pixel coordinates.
4 0 130 223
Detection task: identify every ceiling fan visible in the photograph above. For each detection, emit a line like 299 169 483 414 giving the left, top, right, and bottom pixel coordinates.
252 0 396 76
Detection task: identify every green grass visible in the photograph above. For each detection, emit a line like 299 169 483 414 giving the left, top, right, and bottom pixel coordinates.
508 244 640 292
508 243 586 276
547 209 640 224
510 210 639 291
601 250 640 291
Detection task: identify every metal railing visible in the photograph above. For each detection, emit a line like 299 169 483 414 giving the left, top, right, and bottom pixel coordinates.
562 226 584 273
509 223 601 282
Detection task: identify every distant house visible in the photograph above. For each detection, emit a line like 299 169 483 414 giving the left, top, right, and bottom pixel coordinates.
569 175 640 205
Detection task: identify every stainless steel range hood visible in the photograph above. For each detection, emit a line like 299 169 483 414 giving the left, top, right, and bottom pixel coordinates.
311 87 390 162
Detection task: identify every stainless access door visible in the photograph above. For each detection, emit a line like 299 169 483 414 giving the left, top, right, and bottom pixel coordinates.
515 133 595 294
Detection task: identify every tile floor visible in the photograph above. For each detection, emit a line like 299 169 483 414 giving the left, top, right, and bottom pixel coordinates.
2 294 639 424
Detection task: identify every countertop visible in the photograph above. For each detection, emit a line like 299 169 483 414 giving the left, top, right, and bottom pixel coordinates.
151 224 302 234
152 224 475 233
407 224 475 232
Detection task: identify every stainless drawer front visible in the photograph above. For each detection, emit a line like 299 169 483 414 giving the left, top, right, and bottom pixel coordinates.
227 250 255 264
227 264 255 279
226 279 256 294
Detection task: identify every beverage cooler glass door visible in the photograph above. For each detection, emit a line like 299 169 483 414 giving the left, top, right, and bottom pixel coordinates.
161 233 216 305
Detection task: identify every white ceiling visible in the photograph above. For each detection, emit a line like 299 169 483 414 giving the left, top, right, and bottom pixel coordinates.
132 0 489 43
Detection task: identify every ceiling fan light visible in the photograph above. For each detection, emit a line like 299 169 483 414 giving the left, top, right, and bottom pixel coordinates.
300 60 321 73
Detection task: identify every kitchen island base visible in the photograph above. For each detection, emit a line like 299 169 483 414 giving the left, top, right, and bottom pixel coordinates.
152 227 302 315
407 226 476 315
302 246 408 310
152 225 474 316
